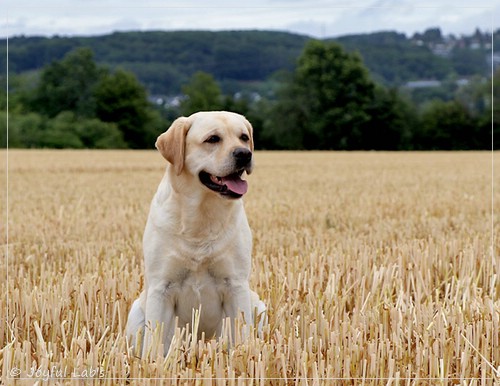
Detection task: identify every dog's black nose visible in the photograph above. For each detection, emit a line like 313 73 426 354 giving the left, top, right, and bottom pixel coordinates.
233 148 252 167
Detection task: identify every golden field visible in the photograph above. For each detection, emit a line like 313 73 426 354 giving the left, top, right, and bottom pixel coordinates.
0 150 499 385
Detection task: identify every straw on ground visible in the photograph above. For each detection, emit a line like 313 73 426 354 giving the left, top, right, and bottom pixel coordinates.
1 150 498 385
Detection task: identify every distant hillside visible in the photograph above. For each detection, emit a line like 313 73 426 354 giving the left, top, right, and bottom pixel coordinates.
333 31 451 84
2 31 310 94
334 29 497 84
2 29 498 95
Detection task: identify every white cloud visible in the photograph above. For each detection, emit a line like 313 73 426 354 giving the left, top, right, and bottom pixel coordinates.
1 0 498 38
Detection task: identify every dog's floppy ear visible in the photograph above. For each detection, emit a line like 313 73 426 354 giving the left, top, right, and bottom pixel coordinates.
155 117 191 175
243 118 254 152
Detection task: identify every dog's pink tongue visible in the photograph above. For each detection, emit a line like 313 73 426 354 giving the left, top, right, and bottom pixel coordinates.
222 174 248 195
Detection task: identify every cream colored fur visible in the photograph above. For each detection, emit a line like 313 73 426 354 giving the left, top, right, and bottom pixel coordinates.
126 111 266 357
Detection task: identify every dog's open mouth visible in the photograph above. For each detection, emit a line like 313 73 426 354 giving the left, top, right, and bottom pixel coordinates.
199 170 248 198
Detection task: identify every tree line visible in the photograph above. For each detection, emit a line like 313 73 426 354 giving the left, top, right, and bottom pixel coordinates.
3 29 497 96
1 41 498 150
2 48 165 148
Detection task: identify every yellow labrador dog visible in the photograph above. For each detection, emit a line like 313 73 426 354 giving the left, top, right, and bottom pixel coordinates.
126 111 266 356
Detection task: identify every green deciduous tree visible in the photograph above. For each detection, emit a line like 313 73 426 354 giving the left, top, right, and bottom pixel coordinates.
416 100 479 150
266 40 378 149
180 71 223 116
29 47 103 118
0 111 45 148
298 40 376 149
1 111 127 149
94 69 160 148
490 69 500 150
21 47 163 148
47 111 127 149
359 86 417 150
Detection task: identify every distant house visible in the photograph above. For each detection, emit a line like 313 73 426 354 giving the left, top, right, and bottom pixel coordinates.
431 43 454 58
148 95 185 108
404 80 441 89
404 79 472 89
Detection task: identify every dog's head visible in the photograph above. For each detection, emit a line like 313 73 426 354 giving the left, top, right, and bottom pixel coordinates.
156 111 254 199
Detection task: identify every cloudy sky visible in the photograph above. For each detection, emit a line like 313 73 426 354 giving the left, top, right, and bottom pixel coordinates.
2 0 499 39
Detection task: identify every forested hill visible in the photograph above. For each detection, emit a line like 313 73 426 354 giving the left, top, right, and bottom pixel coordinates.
3 31 310 94
2 28 498 95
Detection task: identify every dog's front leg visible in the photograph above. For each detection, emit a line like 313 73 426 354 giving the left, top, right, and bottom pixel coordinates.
222 282 253 342
143 281 176 357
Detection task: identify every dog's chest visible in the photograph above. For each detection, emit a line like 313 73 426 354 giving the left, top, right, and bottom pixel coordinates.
176 268 225 328
176 234 234 268
181 269 218 297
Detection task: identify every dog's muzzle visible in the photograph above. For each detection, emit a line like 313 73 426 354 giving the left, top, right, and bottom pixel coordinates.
199 148 252 199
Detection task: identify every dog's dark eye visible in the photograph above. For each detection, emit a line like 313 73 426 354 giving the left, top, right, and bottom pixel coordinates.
205 135 221 144
240 134 250 142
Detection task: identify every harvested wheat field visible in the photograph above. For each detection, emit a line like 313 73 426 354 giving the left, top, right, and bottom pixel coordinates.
1 150 499 385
